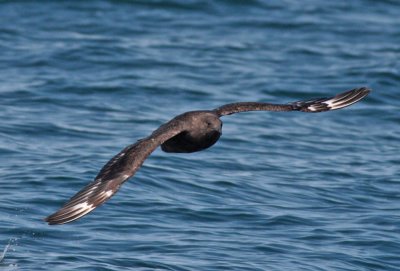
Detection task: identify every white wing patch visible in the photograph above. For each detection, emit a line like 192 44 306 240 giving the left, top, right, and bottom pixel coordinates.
104 190 113 197
71 202 94 213
322 100 334 107
122 174 130 179
307 106 318 112
97 189 114 202
322 98 343 110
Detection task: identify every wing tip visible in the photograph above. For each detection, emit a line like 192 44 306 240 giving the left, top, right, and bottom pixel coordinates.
44 216 64 225
350 86 371 97
44 214 67 225
298 86 371 112
327 86 371 110
45 202 97 225
44 212 79 225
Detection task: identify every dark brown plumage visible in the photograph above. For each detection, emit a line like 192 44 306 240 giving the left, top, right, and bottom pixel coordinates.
45 87 370 225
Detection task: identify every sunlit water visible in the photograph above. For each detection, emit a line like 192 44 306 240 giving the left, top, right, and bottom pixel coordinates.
1 1 399 270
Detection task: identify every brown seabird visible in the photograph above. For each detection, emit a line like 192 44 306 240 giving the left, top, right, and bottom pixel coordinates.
45 87 370 225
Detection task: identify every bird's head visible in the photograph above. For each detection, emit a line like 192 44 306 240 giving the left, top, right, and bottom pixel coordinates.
199 112 222 134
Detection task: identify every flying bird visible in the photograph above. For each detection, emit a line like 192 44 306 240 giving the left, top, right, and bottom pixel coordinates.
45 87 370 225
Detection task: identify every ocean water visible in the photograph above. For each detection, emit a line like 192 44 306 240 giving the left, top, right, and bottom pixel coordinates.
0 1 399 270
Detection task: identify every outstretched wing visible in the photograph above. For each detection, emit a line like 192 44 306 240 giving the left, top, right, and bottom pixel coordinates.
45 118 185 225
214 87 370 116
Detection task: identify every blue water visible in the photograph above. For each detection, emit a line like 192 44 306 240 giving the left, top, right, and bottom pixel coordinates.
1 1 399 270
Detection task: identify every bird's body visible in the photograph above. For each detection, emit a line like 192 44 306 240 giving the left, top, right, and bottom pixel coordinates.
161 111 222 153
46 87 370 225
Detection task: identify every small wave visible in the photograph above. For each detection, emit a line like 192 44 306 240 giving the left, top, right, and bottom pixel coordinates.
0 242 10 263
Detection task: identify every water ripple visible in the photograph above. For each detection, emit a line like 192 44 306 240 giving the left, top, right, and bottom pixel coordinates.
1 1 399 270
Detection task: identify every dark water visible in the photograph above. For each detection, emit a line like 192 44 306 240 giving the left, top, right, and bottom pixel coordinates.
1 1 399 270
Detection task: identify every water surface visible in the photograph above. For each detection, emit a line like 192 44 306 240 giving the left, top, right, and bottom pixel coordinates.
0 1 399 270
